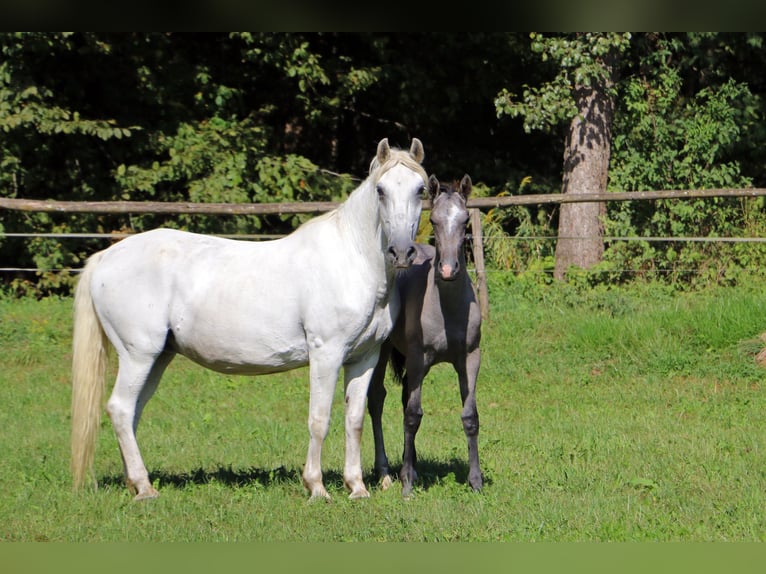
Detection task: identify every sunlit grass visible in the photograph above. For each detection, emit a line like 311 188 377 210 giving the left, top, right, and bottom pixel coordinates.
1 277 765 541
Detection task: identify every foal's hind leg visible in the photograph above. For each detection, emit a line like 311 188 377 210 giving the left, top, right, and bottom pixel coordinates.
107 350 174 500
457 347 482 491
367 341 393 489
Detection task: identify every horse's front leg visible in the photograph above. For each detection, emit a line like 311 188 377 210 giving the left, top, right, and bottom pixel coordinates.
458 347 483 491
344 351 381 499
303 355 342 501
400 358 427 498
367 341 393 490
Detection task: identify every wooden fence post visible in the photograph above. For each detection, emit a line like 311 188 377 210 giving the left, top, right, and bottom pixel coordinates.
470 208 489 321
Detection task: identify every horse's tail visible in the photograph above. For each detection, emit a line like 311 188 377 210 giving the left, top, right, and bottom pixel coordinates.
390 347 406 385
71 252 109 491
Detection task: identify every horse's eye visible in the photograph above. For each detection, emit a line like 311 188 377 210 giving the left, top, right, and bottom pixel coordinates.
376 184 385 199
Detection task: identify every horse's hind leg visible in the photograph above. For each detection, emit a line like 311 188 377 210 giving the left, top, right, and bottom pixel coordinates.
107 350 174 500
457 347 482 491
367 341 393 489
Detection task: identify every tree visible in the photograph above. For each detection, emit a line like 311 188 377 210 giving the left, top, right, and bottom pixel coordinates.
495 32 631 279
605 33 763 286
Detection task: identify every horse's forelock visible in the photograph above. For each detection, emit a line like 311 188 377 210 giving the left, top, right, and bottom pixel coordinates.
370 148 428 185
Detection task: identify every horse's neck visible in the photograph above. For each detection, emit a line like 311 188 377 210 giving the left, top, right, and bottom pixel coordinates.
338 181 389 276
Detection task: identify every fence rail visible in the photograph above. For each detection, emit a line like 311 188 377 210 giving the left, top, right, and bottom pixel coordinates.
5 187 766 320
3 187 766 215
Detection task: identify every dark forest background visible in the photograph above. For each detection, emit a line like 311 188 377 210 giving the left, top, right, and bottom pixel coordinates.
3 33 766 294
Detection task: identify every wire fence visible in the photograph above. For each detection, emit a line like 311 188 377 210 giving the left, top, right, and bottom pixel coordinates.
4 186 766 277
3 232 766 276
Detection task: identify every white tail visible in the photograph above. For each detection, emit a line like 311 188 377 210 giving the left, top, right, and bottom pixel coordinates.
71 252 109 490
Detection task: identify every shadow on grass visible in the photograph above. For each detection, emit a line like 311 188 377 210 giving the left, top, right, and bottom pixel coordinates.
100 465 309 491
387 456 491 491
100 457 489 493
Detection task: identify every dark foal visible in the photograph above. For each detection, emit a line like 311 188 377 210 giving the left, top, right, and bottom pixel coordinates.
368 174 483 497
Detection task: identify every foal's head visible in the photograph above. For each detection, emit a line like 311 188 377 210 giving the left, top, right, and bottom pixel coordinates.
428 174 472 281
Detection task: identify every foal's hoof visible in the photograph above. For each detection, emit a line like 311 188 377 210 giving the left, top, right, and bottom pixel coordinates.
379 475 393 491
133 487 160 501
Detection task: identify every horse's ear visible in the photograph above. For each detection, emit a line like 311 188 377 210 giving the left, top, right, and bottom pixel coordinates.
428 175 440 201
459 174 472 199
376 138 391 165
409 138 425 164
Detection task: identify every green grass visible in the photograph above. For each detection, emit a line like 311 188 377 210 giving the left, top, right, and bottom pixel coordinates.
1 277 766 541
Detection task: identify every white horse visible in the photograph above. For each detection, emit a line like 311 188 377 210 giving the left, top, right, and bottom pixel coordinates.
71 137 428 501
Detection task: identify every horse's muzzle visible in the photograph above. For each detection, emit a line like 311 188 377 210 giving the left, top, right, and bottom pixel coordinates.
387 244 417 269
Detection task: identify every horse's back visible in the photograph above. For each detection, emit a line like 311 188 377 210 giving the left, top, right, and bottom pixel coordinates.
85 226 391 374
86 229 314 371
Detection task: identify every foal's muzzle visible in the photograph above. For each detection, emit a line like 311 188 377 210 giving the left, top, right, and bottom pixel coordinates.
437 259 460 281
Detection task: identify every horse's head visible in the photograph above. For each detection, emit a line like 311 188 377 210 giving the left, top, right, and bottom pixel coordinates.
370 138 428 269
428 174 472 281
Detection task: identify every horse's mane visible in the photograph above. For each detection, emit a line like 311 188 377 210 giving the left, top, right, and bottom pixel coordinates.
298 144 426 232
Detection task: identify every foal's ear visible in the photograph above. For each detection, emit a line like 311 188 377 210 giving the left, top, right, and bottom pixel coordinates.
428 175 440 201
459 174 472 199
409 138 425 163
376 138 391 165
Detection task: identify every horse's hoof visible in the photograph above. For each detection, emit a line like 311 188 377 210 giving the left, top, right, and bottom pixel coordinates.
133 487 159 501
308 486 331 502
380 475 393 491
348 487 370 500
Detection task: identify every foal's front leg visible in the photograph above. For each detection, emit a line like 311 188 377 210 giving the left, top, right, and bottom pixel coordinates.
400 359 426 498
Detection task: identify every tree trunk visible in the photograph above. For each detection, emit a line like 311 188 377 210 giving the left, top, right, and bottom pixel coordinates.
553 72 615 280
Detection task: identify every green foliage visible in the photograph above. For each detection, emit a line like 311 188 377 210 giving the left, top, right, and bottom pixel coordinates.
495 32 631 132
605 38 765 287
0 33 366 295
475 176 557 281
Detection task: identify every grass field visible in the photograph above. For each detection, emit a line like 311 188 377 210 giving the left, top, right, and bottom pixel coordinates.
1 274 765 541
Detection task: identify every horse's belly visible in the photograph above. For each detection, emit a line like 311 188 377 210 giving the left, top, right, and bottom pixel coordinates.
172 335 310 375
168 313 310 375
